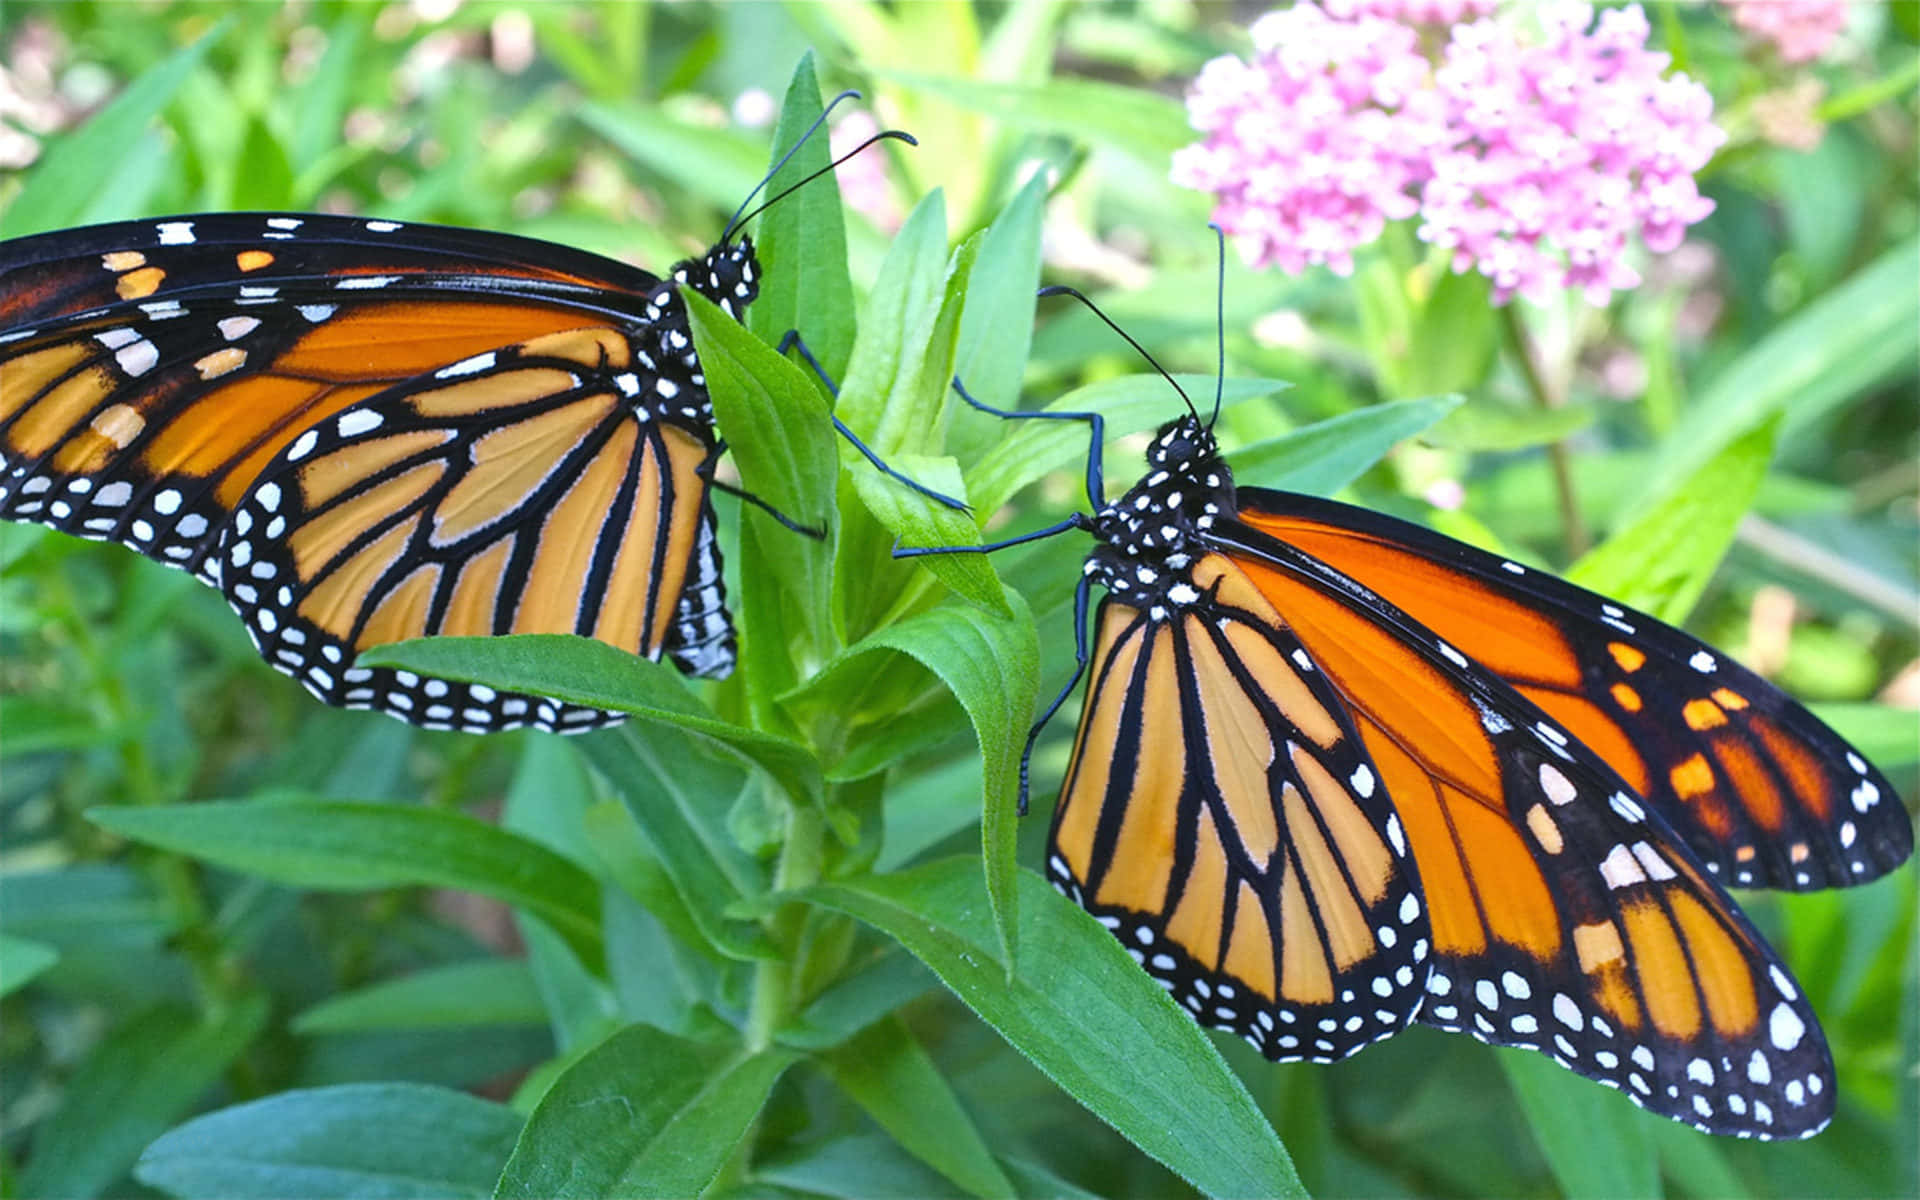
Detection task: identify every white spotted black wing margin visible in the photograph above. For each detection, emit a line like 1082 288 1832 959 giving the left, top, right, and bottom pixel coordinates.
1213 519 1837 1139
1046 565 1430 1064
218 327 729 734
1233 490 1909 893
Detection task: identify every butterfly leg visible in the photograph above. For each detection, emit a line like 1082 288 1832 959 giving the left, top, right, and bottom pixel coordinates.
1016 570 1096 815
949 375 1106 511
696 440 826 539
773 330 972 514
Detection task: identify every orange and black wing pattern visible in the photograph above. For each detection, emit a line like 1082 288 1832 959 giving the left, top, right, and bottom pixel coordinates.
1 214 665 581
220 327 729 732
1234 490 1911 892
1 213 759 730
1048 474 1429 1062
1215 515 1845 1138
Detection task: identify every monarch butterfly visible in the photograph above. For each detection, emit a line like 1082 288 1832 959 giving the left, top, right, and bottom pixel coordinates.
0 104 937 734
918 295 1911 1140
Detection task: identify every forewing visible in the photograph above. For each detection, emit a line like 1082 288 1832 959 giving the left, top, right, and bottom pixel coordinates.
1223 519 1836 1138
220 327 727 734
1047 559 1428 1063
1234 489 1908 892
0 214 660 580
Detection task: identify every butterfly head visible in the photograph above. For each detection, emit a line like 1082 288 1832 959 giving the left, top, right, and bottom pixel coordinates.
670 235 761 322
1086 416 1235 610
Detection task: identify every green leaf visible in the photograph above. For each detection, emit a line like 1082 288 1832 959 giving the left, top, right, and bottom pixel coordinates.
1427 399 1599 453
1230 395 1463 495
850 453 1007 614
6 24 225 235
965 375 1291 518
292 961 546 1034
788 598 1039 969
1499 1049 1660 1200
880 72 1195 166
0 934 58 997
778 949 938 1050
949 170 1048 461
503 739 619 1051
1639 237 1919 517
88 800 603 971
834 195 1007 615
230 115 296 210
359 635 822 807
748 55 857 381
820 1017 1017 1199
577 725 779 962
840 195 962 452
687 286 839 651
21 999 267 1200
135 1084 521 1200
1569 416 1780 624
803 860 1302 1198
1810 703 1920 769
494 1024 796 1199
577 102 765 213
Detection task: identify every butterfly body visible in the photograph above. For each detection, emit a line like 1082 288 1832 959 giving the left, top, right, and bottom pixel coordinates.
1042 413 1909 1139
1 213 760 731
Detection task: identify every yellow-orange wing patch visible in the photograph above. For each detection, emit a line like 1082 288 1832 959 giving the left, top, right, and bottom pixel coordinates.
1234 490 1909 892
218 328 727 734
1046 553 1428 1063
1 213 665 585
1223 529 1837 1139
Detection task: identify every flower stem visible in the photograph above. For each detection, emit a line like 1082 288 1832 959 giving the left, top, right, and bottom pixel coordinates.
745 800 822 1052
1500 304 1589 559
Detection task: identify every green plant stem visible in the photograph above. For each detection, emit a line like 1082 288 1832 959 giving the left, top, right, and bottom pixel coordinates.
746 802 823 1052
1500 304 1589 558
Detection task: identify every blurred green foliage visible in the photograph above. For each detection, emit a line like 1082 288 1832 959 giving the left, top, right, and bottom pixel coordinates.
1 3 1915 1198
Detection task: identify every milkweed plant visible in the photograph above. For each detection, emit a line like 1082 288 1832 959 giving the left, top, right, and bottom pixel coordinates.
2 5 1913 1200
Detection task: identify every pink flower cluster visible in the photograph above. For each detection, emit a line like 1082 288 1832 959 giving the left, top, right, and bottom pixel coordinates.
1722 0 1850 65
1172 2 1726 304
1323 0 1497 24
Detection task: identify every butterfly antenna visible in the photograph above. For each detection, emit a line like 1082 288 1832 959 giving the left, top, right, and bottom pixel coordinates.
1038 284 1200 424
731 128 916 235
723 89 860 242
1209 223 1226 430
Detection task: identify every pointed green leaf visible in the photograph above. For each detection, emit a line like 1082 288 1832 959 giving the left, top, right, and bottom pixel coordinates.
803 860 1301 1198
577 725 779 962
88 800 603 970
1499 1049 1660 1200
821 1017 1017 1198
359 634 822 806
1570 416 1780 624
6 24 226 235
22 999 267 1200
293 961 545 1034
135 1084 521 1200
1639 237 1918 518
1230 395 1462 495
0 934 58 998
748 55 856 380
789 594 1038 967
494 1024 796 1199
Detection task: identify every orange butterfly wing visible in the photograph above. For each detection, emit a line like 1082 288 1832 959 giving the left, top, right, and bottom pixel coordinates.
1048 554 1430 1062
2 214 753 731
1234 491 1910 892
1 215 665 585
1214 514 1839 1138
219 327 729 732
